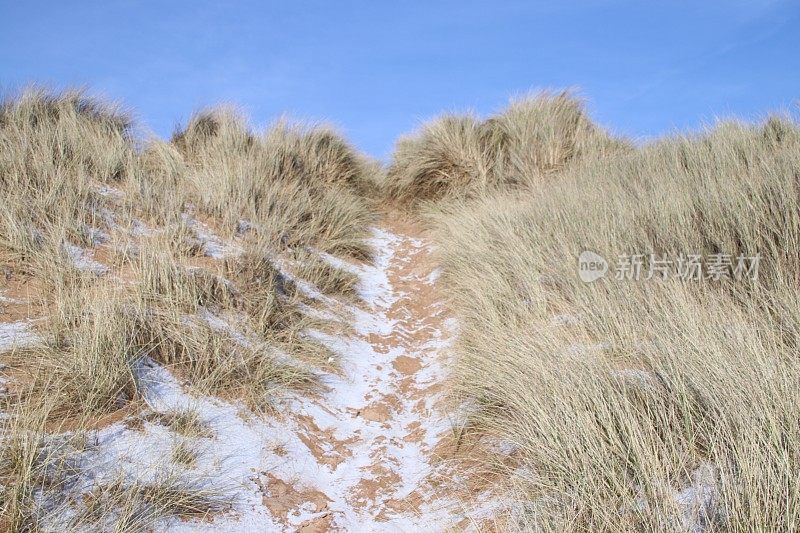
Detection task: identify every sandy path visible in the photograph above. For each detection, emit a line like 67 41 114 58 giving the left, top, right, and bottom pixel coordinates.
1 221 480 532
256 220 465 531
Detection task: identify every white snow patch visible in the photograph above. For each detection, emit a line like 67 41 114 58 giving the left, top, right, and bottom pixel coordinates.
550 313 581 326
95 185 124 198
0 321 43 353
675 462 718 532
85 226 110 246
64 243 109 274
427 267 443 284
0 290 25 305
183 216 242 259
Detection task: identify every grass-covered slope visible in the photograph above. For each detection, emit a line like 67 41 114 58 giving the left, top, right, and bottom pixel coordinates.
391 94 800 530
0 87 379 530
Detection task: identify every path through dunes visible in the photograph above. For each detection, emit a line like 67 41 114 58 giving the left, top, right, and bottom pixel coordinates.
0 219 493 532
0 216 498 531
251 219 470 530
131 219 494 532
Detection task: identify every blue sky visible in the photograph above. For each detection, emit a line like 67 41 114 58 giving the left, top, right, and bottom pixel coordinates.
1 1 797 158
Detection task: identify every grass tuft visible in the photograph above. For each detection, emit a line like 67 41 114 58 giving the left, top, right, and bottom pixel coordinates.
423 112 800 530
386 91 626 205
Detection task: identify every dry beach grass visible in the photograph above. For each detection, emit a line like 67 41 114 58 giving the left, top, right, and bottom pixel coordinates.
0 87 377 529
385 91 627 205
389 95 800 530
1 85 798 531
